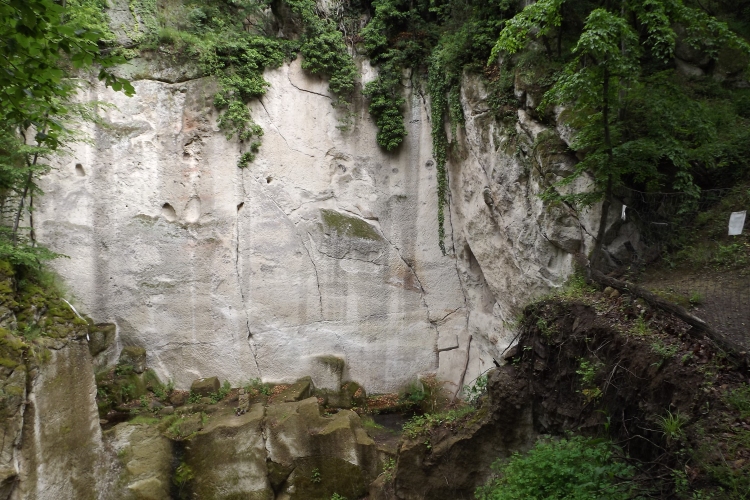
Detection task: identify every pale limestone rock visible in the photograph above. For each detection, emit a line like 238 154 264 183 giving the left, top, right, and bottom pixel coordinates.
37 59 467 393
37 56 596 396
446 73 600 385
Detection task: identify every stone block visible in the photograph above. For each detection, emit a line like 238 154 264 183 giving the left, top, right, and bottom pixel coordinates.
169 391 188 407
276 376 313 403
191 377 220 397
88 323 116 357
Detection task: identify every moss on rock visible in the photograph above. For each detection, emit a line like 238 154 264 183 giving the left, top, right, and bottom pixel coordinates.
321 209 382 241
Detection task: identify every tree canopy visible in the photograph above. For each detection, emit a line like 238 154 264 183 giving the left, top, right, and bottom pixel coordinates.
0 0 133 269
491 0 750 262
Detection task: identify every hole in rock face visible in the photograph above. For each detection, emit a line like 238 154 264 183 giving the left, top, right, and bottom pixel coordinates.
161 203 177 222
237 202 244 211
266 176 272 184
75 163 86 176
184 196 201 223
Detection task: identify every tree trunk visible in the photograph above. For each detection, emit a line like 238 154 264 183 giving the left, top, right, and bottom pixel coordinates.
11 171 33 246
592 67 615 269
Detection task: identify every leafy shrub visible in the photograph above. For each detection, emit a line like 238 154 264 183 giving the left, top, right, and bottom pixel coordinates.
657 410 688 444
402 407 474 439
244 378 271 396
463 374 488 406
173 462 194 492
475 436 636 500
209 380 232 403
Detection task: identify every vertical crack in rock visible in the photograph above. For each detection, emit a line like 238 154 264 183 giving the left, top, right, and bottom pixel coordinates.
236 168 263 379
446 186 470 321
304 232 324 317
257 98 320 158
377 230 441 361
379 231 430 316
251 177 324 318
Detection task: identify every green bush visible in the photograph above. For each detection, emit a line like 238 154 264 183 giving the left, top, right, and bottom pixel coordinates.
475 436 635 500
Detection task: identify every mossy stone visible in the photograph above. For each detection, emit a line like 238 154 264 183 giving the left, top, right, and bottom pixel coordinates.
191 376 220 397
88 323 116 357
282 456 368 500
185 405 273 499
327 381 366 409
119 346 147 374
267 460 293 491
321 209 382 241
276 376 313 403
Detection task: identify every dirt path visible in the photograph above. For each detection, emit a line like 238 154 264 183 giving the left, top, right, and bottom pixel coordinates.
638 269 750 349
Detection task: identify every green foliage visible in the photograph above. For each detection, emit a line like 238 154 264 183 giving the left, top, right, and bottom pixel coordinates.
244 377 271 396
286 0 357 102
725 384 750 419
463 374 488 406
173 462 194 489
0 0 133 272
187 391 202 404
475 436 636 500
402 406 474 439
382 457 396 482
362 64 407 151
400 380 427 406
209 380 231 403
577 359 603 402
657 410 688 443
651 338 679 360
559 273 596 299
310 467 322 483
361 0 518 250
129 0 356 167
631 314 651 336
576 359 600 385
493 0 750 217
330 494 347 500
489 0 563 61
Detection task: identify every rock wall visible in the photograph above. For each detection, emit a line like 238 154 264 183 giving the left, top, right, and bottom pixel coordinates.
36 54 597 394
37 59 467 393
444 72 599 381
11 341 108 500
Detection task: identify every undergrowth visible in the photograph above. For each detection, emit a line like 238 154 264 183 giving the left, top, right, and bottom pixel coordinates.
122 0 356 167
476 436 635 500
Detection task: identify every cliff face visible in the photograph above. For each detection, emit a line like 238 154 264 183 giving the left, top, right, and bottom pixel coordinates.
35 51 596 393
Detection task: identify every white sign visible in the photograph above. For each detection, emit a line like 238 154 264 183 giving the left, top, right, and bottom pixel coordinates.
728 211 746 236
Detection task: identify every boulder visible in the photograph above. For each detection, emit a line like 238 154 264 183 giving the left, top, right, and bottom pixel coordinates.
184 404 273 500
326 381 367 409
169 391 188 407
274 376 313 403
88 323 116 358
265 397 378 496
105 421 173 500
190 377 220 397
